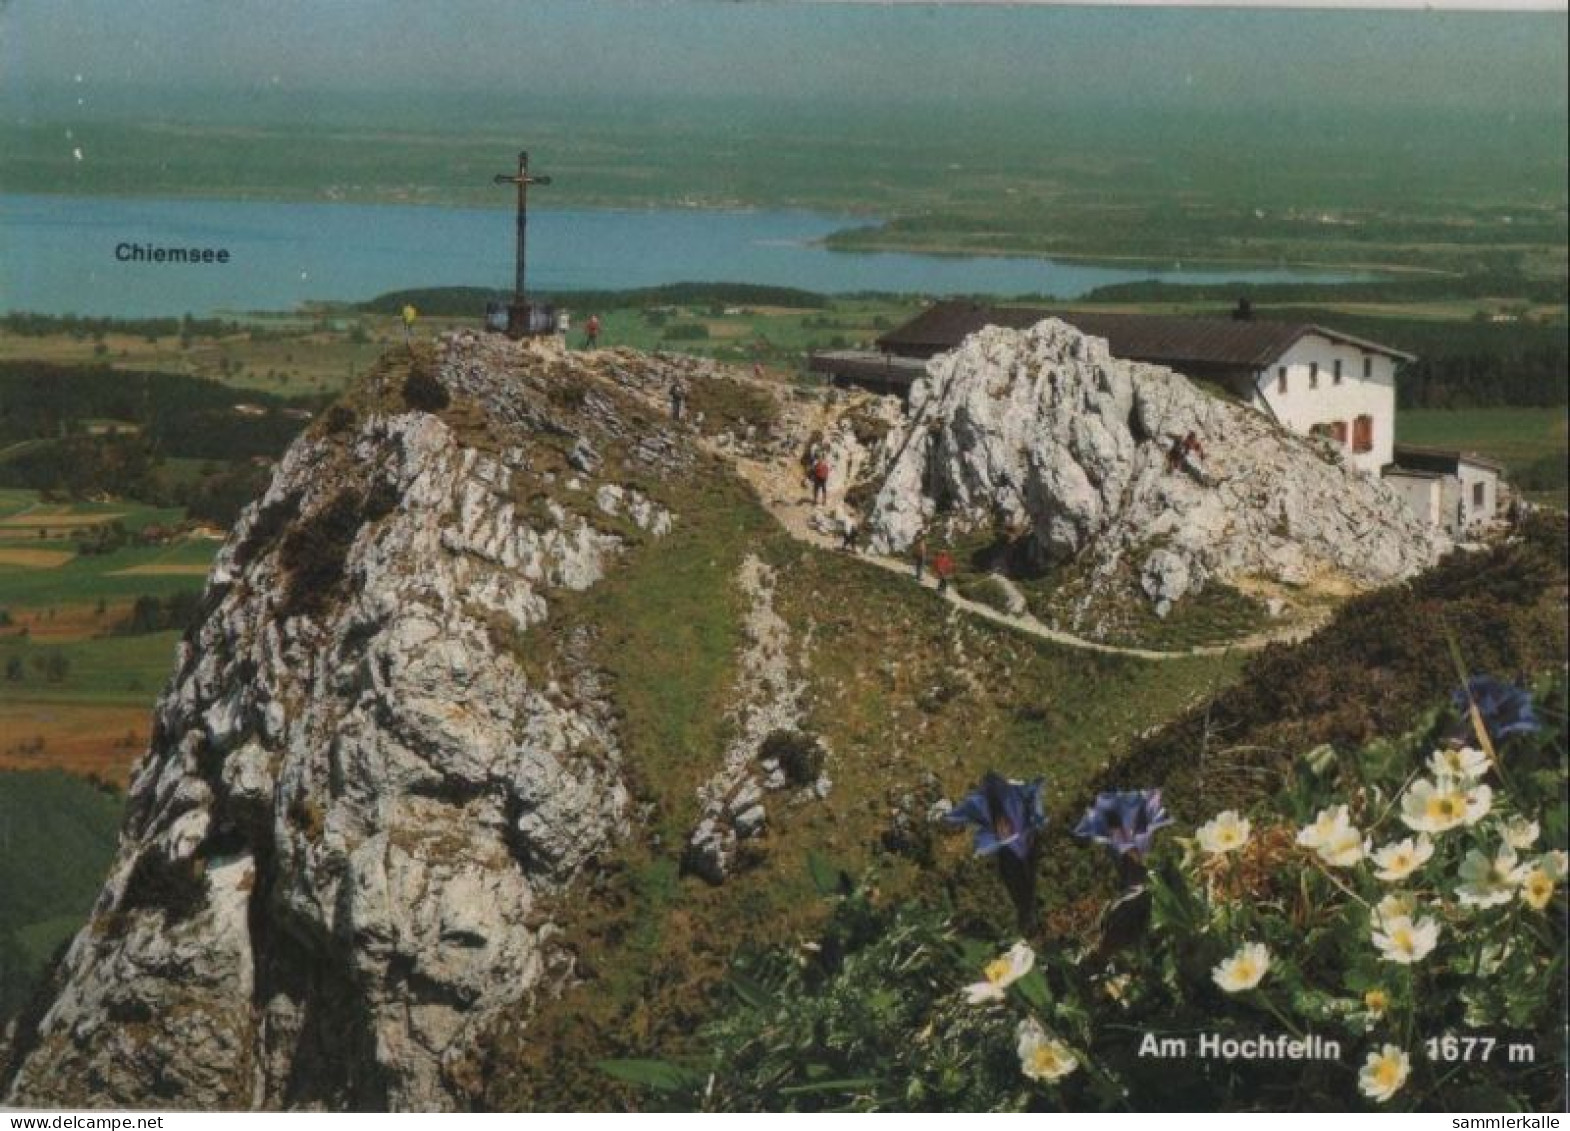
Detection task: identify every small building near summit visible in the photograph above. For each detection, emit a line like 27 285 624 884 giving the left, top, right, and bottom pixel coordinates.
813 299 1416 475
1383 446 1505 538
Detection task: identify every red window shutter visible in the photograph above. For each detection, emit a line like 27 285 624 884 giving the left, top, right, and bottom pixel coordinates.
1352 415 1373 454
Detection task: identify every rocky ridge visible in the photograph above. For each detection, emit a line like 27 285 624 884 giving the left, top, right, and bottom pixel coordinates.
1 335 682 1110
864 319 1440 625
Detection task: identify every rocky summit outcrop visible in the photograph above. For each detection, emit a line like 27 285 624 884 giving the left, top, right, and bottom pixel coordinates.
1 335 685 1111
865 319 1440 624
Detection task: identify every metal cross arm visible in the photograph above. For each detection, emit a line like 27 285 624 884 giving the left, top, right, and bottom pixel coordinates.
493 150 552 304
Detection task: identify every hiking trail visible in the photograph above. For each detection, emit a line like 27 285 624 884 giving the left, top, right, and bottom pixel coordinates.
601 353 1330 662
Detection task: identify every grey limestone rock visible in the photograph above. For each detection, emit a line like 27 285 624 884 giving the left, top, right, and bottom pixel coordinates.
865 319 1438 627
3 337 672 1111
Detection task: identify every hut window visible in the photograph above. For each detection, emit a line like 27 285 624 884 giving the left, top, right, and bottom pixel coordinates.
1352 415 1374 454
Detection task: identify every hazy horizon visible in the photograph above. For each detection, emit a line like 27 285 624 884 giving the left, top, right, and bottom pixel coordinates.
6 2 1566 124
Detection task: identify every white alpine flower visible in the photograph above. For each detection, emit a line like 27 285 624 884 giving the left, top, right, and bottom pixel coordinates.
1296 805 1352 850
1372 915 1440 964
1015 1017 1078 1083
1212 942 1271 992
1455 843 1525 909
964 941 1035 1004
1374 892 1418 926
1359 1043 1411 1103
1501 816 1540 850
1427 746 1489 781
1316 823 1367 868
1196 810 1251 856
1520 867 1558 911
1371 835 1434 883
1400 777 1490 834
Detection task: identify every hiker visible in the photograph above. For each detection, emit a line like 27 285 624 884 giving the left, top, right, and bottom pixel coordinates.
811 455 830 506
801 433 824 472
838 511 858 552
933 547 956 594
669 380 687 421
913 532 928 580
584 314 601 349
1165 431 1206 475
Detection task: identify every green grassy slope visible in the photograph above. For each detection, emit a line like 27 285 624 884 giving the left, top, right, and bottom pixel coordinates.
0 771 123 1019
479 454 1240 1108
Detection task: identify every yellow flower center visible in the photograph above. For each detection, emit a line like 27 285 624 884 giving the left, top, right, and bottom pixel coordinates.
985 958 1012 985
1391 927 1415 955
1428 795 1464 822
1524 873 1554 909
1364 990 1389 1013
1233 958 1258 981
1374 1059 1401 1088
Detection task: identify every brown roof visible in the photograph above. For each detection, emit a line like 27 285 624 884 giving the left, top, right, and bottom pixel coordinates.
877 301 1415 369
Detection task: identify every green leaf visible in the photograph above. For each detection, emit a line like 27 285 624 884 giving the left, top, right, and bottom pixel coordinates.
960 936 997 969
778 1076 882 1096
596 1058 705 1094
1012 967 1050 1011
1149 856 1203 934
728 971 778 1013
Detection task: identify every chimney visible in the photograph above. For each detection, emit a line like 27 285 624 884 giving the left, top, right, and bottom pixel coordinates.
1233 297 1254 322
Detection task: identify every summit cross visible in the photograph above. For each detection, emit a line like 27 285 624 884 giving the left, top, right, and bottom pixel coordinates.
492 150 552 307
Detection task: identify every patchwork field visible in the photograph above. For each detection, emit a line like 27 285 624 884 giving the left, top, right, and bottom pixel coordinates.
0 492 209 786
0 702 150 784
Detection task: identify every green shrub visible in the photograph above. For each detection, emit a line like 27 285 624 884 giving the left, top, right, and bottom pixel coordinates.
279 491 362 618
321 403 357 436
957 575 1013 613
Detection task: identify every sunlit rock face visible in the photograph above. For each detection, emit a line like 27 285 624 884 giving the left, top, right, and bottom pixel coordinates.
1 335 682 1111
865 319 1438 624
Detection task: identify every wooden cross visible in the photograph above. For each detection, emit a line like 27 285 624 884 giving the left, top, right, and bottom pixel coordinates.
493 150 552 304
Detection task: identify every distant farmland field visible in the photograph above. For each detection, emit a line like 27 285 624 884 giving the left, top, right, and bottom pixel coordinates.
1398 407 1568 508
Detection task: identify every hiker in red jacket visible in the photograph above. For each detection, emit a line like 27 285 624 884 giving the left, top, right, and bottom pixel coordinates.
584 314 601 349
933 547 956 594
811 456 830 506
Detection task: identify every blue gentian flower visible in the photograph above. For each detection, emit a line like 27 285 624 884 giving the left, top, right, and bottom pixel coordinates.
944 772 1047 862
1453 676 1540 745
1073 789 1173 859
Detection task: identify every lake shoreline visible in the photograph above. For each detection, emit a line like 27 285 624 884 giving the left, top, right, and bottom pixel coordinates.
1 186 1405 282
3 191 1371 319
